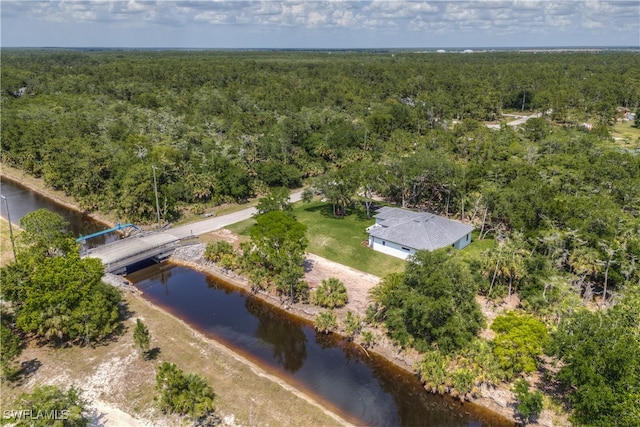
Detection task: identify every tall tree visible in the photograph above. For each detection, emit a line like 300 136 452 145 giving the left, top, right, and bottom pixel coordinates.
133 319 151 359
241 211 308 301
255 187 292 216
549 289 640 426
313 168 359 216
1 210 121 346
370 249 484 353
18 208 76 258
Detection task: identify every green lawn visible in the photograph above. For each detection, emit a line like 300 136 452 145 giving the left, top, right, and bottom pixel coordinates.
612 120 640 142
610 121 640 155
456 231 496 262
226 201 494 277
226 200 405 277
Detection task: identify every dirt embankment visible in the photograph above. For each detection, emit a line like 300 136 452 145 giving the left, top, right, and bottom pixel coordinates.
1 164 117 227
170 242 525 426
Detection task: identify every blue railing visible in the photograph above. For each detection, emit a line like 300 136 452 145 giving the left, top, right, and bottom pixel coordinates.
76 223 139 242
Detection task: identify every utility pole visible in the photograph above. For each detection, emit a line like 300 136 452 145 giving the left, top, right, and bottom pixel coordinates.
1 195 17 261
152 165 161 230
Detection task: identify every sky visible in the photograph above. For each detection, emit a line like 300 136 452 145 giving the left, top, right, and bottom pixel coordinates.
1 1 639 49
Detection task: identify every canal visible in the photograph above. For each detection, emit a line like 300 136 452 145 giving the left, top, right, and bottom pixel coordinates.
0 176 120 248
0 174 512 426
128 262 512 426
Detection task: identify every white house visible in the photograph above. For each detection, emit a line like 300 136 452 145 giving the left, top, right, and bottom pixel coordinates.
367 207 474 260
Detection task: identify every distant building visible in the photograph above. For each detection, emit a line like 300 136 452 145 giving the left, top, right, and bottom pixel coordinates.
367 207 474 260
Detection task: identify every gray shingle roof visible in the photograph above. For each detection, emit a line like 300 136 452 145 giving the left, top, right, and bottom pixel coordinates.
368 207 474 251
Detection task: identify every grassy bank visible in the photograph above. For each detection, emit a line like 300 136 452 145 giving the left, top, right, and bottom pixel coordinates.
612 120 640 142
0 291 349 426
227 200 498 277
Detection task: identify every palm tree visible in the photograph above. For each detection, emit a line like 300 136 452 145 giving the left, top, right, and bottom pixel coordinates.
314 310 337 334
569 246 603 300
482 232 529 297
312 278 348 308
39 304 71 341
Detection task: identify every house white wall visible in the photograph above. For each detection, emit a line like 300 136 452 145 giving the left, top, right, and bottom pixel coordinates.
369 232 473 259
368 236 416 260
453 232 472 250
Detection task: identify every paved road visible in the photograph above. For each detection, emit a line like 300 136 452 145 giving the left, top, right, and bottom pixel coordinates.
88 190 304 269
485 112 543 129
505 112 542 127
169 189 303 238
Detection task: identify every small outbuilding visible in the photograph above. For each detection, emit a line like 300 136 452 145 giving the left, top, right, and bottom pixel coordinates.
367 207 474 260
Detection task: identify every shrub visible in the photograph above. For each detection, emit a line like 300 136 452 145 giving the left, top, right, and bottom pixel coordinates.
204 240 235 263
155 362 215 421
315 310 337 333
343 311 362 339
451 368 475 399
311 278 348 308
1 316 22 379
514 379 544 424
417 349 450 394
491 311 548 379
11 385 88 427
360 330 376 348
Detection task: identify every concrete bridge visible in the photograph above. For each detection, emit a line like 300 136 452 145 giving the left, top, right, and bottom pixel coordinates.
86 190 303 273
85 232 183 274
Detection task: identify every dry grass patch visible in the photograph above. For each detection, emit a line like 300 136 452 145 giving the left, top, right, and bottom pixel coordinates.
1 292 349 426
0 217 18 266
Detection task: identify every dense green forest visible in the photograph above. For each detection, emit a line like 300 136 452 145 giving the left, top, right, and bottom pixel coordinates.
2 49 640 425
2 50 639 221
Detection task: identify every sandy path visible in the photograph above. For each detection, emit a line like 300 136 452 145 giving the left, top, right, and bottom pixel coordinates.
304 253 380 315
90 401 150 427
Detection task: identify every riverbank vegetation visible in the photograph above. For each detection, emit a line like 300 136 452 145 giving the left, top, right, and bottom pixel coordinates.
3 49 640 425
1 210 121 349
0 289 345 426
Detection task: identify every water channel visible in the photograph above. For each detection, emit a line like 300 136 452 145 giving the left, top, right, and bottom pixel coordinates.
0 177 120 248
0 174 512 426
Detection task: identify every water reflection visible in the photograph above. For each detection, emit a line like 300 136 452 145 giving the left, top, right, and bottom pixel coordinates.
128 263 513 427
246 297 308 373
0 177 119 248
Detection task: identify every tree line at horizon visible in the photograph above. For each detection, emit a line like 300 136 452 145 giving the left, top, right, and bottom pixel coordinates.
2 51 638 297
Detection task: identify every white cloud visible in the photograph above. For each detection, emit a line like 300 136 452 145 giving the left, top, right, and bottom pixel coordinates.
1 0 638 48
